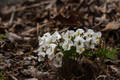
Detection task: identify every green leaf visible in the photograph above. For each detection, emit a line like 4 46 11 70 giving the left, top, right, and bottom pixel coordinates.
0 34 8 39
63 47 78 60
105 48 118 60
106 52 117 60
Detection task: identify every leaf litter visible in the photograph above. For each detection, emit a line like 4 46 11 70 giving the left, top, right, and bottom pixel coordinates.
0 0 120 80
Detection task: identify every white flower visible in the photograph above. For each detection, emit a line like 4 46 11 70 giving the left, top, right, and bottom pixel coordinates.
38 46 46 52
38 52 46 62
76 46 85 54
52 31 61 42
74 29 84 37
85 38 95 49
38 32 53 46
92 32 102 44
46 44 57 54
62 39 73 51
63 30 74 40
69 30 75 37
53 58 62 68
52 52 63 68
38 36 46 46
43 32 51 38
61 32 65 36
84 29 94 38
37 46 46 62
46 44 57 60
55 52 63 61
74 36 85 47
45 36 53 45
43 32 54 45
87 29 94 34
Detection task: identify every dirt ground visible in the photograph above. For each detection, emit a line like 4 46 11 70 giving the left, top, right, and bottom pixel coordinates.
0 0 120 80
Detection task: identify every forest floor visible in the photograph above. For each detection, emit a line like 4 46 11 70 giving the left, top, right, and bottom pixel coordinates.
0 0 120 80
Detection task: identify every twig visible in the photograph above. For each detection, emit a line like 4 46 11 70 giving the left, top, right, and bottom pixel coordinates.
10 74 18 80
8 8 15 26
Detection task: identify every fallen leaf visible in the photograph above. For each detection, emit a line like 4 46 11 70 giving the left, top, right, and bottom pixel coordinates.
25 78 38 80
101 21 120 31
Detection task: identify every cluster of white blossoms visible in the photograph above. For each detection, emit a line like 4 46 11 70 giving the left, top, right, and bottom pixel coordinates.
38 29 102 68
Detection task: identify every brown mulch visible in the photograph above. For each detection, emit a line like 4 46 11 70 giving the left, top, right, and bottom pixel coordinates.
0 0 120 80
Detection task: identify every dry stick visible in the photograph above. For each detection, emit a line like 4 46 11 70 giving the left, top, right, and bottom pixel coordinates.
37 23 40 36
8 9 15 26
9 74 18 80
21 23 47 36
59 27 69 33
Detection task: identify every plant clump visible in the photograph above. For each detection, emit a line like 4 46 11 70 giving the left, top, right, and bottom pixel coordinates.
37 29 102 68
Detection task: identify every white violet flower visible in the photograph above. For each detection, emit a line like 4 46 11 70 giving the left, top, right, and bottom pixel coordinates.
76 46 85 54
38 36 46 46
84 29 94 38
46 44 57 60
92 32 102 44
53 58 62 68
63 30 74 40
55 52 63 61
62 39 73 51
74 29 84 37
52 31 61 42
85 38 95 49
43 32 51 38
38 51 46 62
74 36 85 47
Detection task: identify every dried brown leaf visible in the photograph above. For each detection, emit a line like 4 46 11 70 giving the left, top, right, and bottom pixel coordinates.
101 21 120 31
25 78 38 80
